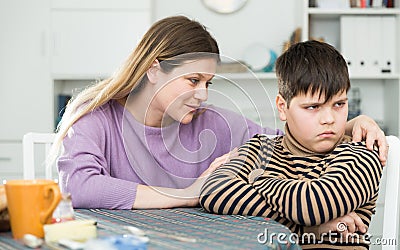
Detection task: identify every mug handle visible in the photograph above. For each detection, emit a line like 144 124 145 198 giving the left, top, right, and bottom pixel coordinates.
40 184 61 224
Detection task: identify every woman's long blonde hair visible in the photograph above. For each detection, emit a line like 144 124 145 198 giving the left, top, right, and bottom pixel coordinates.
48 15 220 166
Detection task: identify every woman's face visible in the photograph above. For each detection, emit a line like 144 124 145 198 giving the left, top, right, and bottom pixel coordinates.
149 58 217 126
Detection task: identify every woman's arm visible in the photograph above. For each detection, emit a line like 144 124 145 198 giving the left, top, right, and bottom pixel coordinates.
133 185 197 209
134 149 238 209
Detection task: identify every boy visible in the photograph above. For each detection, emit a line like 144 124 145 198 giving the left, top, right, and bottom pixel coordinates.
199 40 383 249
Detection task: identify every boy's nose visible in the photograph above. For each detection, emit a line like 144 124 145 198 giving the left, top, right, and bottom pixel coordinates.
320 108 335 124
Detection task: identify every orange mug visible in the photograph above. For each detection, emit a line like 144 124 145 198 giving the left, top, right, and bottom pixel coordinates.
5 179 61 239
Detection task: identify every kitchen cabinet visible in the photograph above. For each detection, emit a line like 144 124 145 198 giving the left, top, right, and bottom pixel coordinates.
0 143 23 182
0 0 52 181
50 0 152 78
50 0 152 128
0 0 53 140
0 0 152 181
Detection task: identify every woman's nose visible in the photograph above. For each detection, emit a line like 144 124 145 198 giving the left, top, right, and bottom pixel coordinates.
194 85 208 101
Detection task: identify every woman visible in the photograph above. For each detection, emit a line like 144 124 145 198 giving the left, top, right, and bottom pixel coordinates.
50 15 387 210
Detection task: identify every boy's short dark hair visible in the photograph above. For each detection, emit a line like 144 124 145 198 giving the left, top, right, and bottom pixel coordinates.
275 40 350 107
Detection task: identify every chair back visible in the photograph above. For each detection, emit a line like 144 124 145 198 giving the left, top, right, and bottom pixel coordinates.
370 135 400 250
23 132 56 180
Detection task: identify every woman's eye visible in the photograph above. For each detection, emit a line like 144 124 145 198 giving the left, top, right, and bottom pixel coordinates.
189 78 199 85
206 81 213 88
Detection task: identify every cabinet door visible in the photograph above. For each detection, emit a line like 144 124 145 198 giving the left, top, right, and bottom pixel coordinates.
0 0 53 141
50 6 151 78
0 142 23 181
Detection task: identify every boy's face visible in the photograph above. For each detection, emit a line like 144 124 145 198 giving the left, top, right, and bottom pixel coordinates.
276 90 348 153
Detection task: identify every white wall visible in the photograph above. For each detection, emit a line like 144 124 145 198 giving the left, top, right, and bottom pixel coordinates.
153 0 301 62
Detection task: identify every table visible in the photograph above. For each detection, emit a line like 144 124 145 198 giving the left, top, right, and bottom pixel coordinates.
0 208 301 250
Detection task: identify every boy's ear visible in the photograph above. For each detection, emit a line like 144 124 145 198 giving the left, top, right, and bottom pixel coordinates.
146 59 160 84
276 94 288 121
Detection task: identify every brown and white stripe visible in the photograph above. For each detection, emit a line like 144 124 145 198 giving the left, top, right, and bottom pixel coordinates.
200 134 383 249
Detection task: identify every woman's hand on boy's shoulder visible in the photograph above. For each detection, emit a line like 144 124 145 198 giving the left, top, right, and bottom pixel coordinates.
350 115 388 166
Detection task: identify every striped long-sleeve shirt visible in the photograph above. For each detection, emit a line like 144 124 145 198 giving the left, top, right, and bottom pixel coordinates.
200 134 383 249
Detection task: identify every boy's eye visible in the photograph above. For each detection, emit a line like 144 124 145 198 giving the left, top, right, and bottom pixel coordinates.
306 105 318 110
335 102 346 107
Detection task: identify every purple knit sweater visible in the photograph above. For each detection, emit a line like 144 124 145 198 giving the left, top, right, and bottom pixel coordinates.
58 100 282 209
